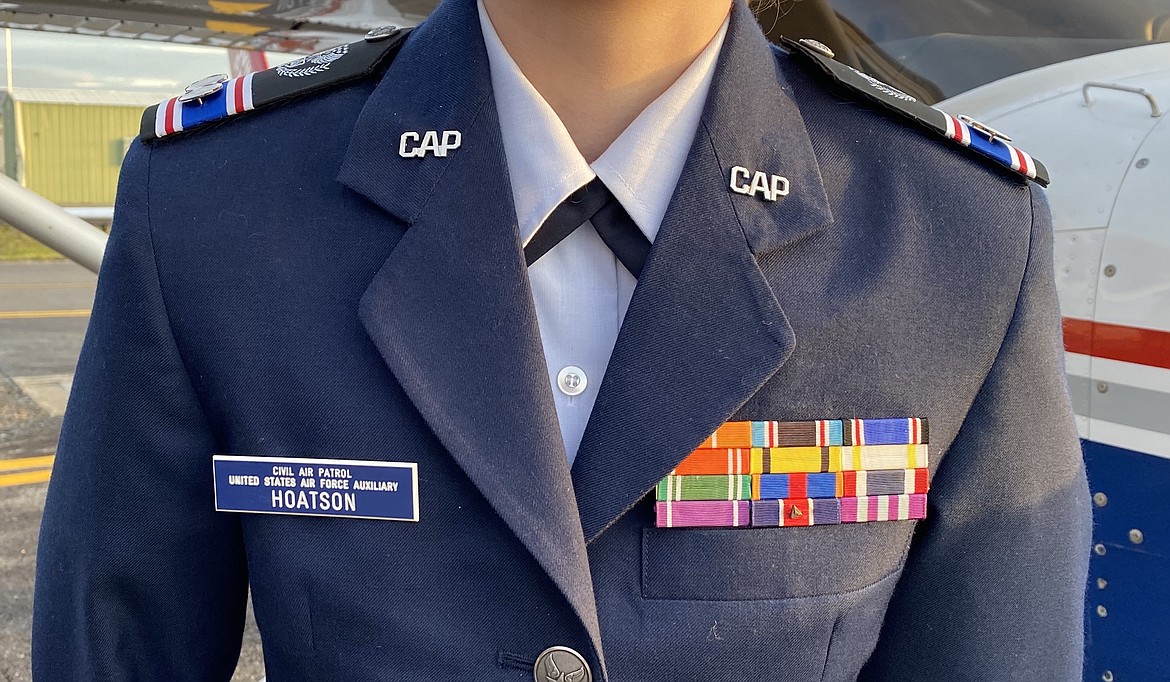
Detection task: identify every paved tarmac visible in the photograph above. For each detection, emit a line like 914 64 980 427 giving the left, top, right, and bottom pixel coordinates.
0 260 264 681
0 261 92 459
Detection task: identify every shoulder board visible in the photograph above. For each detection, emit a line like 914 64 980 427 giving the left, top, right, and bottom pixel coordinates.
141 26 412 143
781 37 1049 187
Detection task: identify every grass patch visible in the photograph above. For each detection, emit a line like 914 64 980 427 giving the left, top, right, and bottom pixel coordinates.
0 225 64 260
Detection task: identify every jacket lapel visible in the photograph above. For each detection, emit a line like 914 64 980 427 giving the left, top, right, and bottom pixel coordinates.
571 3 835 542
336 0 603 660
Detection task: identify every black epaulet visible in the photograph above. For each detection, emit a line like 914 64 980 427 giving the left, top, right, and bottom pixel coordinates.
782 37 1049 187
140 26 412 143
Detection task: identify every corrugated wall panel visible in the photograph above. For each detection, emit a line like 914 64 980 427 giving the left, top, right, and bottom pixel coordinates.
18 101 141 206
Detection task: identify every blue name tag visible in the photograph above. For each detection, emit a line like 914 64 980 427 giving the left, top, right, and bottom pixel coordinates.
213 455 419 522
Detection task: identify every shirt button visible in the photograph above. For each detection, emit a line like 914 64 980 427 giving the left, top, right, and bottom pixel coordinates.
557 366 587 396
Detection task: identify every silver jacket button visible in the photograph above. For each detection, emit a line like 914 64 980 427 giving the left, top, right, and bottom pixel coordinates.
534 646 591 682
798 38 835 59
365 25 400 42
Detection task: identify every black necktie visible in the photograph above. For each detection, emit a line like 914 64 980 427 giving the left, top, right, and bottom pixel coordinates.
523 178 652 278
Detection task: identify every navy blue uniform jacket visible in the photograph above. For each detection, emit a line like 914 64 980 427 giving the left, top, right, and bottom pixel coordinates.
33 0 1091 679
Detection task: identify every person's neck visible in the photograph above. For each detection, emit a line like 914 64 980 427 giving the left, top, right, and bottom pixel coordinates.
481 0 732 162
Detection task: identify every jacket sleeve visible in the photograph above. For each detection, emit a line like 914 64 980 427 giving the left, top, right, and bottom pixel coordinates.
860 187 1092 681
32 141 249 681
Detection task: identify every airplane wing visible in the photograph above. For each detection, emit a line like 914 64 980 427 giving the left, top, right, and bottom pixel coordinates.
0 0 438 53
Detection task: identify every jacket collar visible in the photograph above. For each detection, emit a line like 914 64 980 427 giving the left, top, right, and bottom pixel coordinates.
339 0 606 666
338 0 495 225
338 0 832 252
698 2 833 254
569 2 834 541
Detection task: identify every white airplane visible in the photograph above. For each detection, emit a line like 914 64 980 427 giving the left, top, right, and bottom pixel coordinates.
1 0 1165 679
950 41 1169 682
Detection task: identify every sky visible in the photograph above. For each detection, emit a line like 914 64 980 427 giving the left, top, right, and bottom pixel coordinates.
0 28 293 95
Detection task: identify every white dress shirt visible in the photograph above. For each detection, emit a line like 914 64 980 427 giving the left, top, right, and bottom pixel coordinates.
478 1 729 464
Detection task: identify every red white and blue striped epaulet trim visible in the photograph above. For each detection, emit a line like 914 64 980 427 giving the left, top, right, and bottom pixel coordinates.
153 73 256 140
783 36 1050 187
140 26 411 143
942 113 1039 181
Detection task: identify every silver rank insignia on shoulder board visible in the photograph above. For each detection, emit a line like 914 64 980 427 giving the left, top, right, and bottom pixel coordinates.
179 74 230 104
275 45 349 78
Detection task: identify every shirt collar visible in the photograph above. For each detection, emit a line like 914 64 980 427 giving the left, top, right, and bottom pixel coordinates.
478 0 729 246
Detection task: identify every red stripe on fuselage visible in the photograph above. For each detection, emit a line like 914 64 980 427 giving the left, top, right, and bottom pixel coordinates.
1063 317 1170 370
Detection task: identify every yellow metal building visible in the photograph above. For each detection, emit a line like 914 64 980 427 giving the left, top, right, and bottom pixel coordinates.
2 89 158 207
